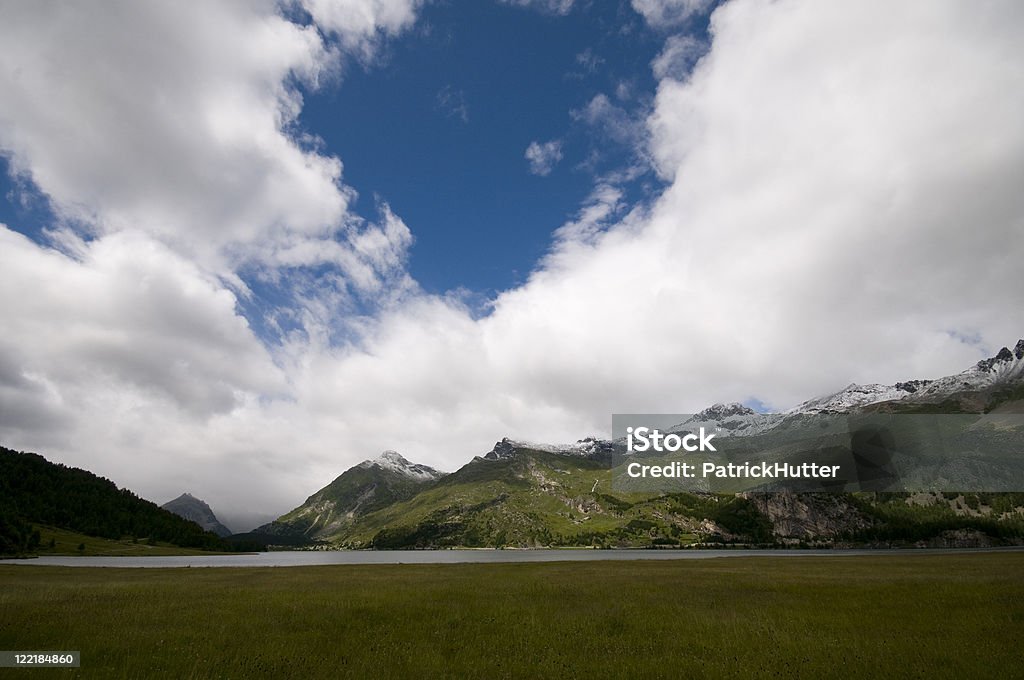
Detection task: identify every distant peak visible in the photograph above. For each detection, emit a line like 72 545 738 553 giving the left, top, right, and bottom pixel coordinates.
375 450 408 465
360 450 411 468
359 450 444 481
481 436 612 459
975 343 1022 372
694 403 756 420
161 492 232 536
485 438 518 460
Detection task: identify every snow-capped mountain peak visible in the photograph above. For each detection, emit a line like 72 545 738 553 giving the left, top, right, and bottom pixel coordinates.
668 403 781 437
481 436 613 460
787 383 917 415
359 450 445 481
911 339 1024 400
695 403 756 420
786 339 1024 413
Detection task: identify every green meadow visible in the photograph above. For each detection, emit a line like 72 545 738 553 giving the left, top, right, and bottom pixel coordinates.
1 553 1022 678
25 525 232 557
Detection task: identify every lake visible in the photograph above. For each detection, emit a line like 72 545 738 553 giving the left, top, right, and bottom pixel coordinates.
4 547 1019 568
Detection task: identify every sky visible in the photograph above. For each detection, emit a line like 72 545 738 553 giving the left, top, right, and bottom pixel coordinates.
1 0 1022 531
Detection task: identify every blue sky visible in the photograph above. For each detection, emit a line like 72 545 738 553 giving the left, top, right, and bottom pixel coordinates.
0 0 705 321
298 1 678 295
1 0 1021 527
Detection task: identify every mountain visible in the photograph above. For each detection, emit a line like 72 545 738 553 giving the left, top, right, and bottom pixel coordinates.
253 451 445 543
898 340 1024 411
7 340 1018 555
363 450 447 481
333 441 774 549
789 383 921 415
328 443 1024 549
669 341 1024 443
275 340 1024 549
161 493 232 537
789 339 1024 415
668 403 781 437
637 342 1024 448
483 436 615 460
0 447 229 555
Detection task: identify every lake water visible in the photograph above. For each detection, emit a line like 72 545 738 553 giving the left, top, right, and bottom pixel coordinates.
3 547 1019 568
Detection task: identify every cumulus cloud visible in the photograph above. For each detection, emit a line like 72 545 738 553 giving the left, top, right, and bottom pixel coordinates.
0 227 284 415
0 0 424 524
0 0 419 281
525 140 564 176
1 0 1023 530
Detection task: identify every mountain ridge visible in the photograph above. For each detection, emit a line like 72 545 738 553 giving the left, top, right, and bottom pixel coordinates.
790 339 1024 415
259 339 1024 549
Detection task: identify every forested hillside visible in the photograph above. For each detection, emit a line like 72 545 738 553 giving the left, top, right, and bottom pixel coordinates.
0 447 229 555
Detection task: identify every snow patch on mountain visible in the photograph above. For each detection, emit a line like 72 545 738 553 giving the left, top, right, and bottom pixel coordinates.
787 384 917 415
912 340 1024 399
786 339 1024 413
359 450 445 481
482 437 613 460
669 403 782 437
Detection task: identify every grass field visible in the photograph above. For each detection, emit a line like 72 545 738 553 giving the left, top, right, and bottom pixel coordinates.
1 553 1022 678
25 525 233 557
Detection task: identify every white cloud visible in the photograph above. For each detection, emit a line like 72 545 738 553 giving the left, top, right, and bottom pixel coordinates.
570 94 652 178
0 221 294 498
632 0 714 28
299 0 422 60
0 0 424 525
572 94 647 149
0 226 285 416
0 0 419 282
575 48 604 73
651 34 706 80
2 0 1023 530
436 85 470 123
550 184 624 248
525 140 564 176
499 0 575 16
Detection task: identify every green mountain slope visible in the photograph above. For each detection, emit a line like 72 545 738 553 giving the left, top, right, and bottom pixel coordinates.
325 445 785 549
311 434 1024 549
254 451 444 543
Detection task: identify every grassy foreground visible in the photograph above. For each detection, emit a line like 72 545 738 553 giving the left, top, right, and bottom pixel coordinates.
1 553 1022 678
